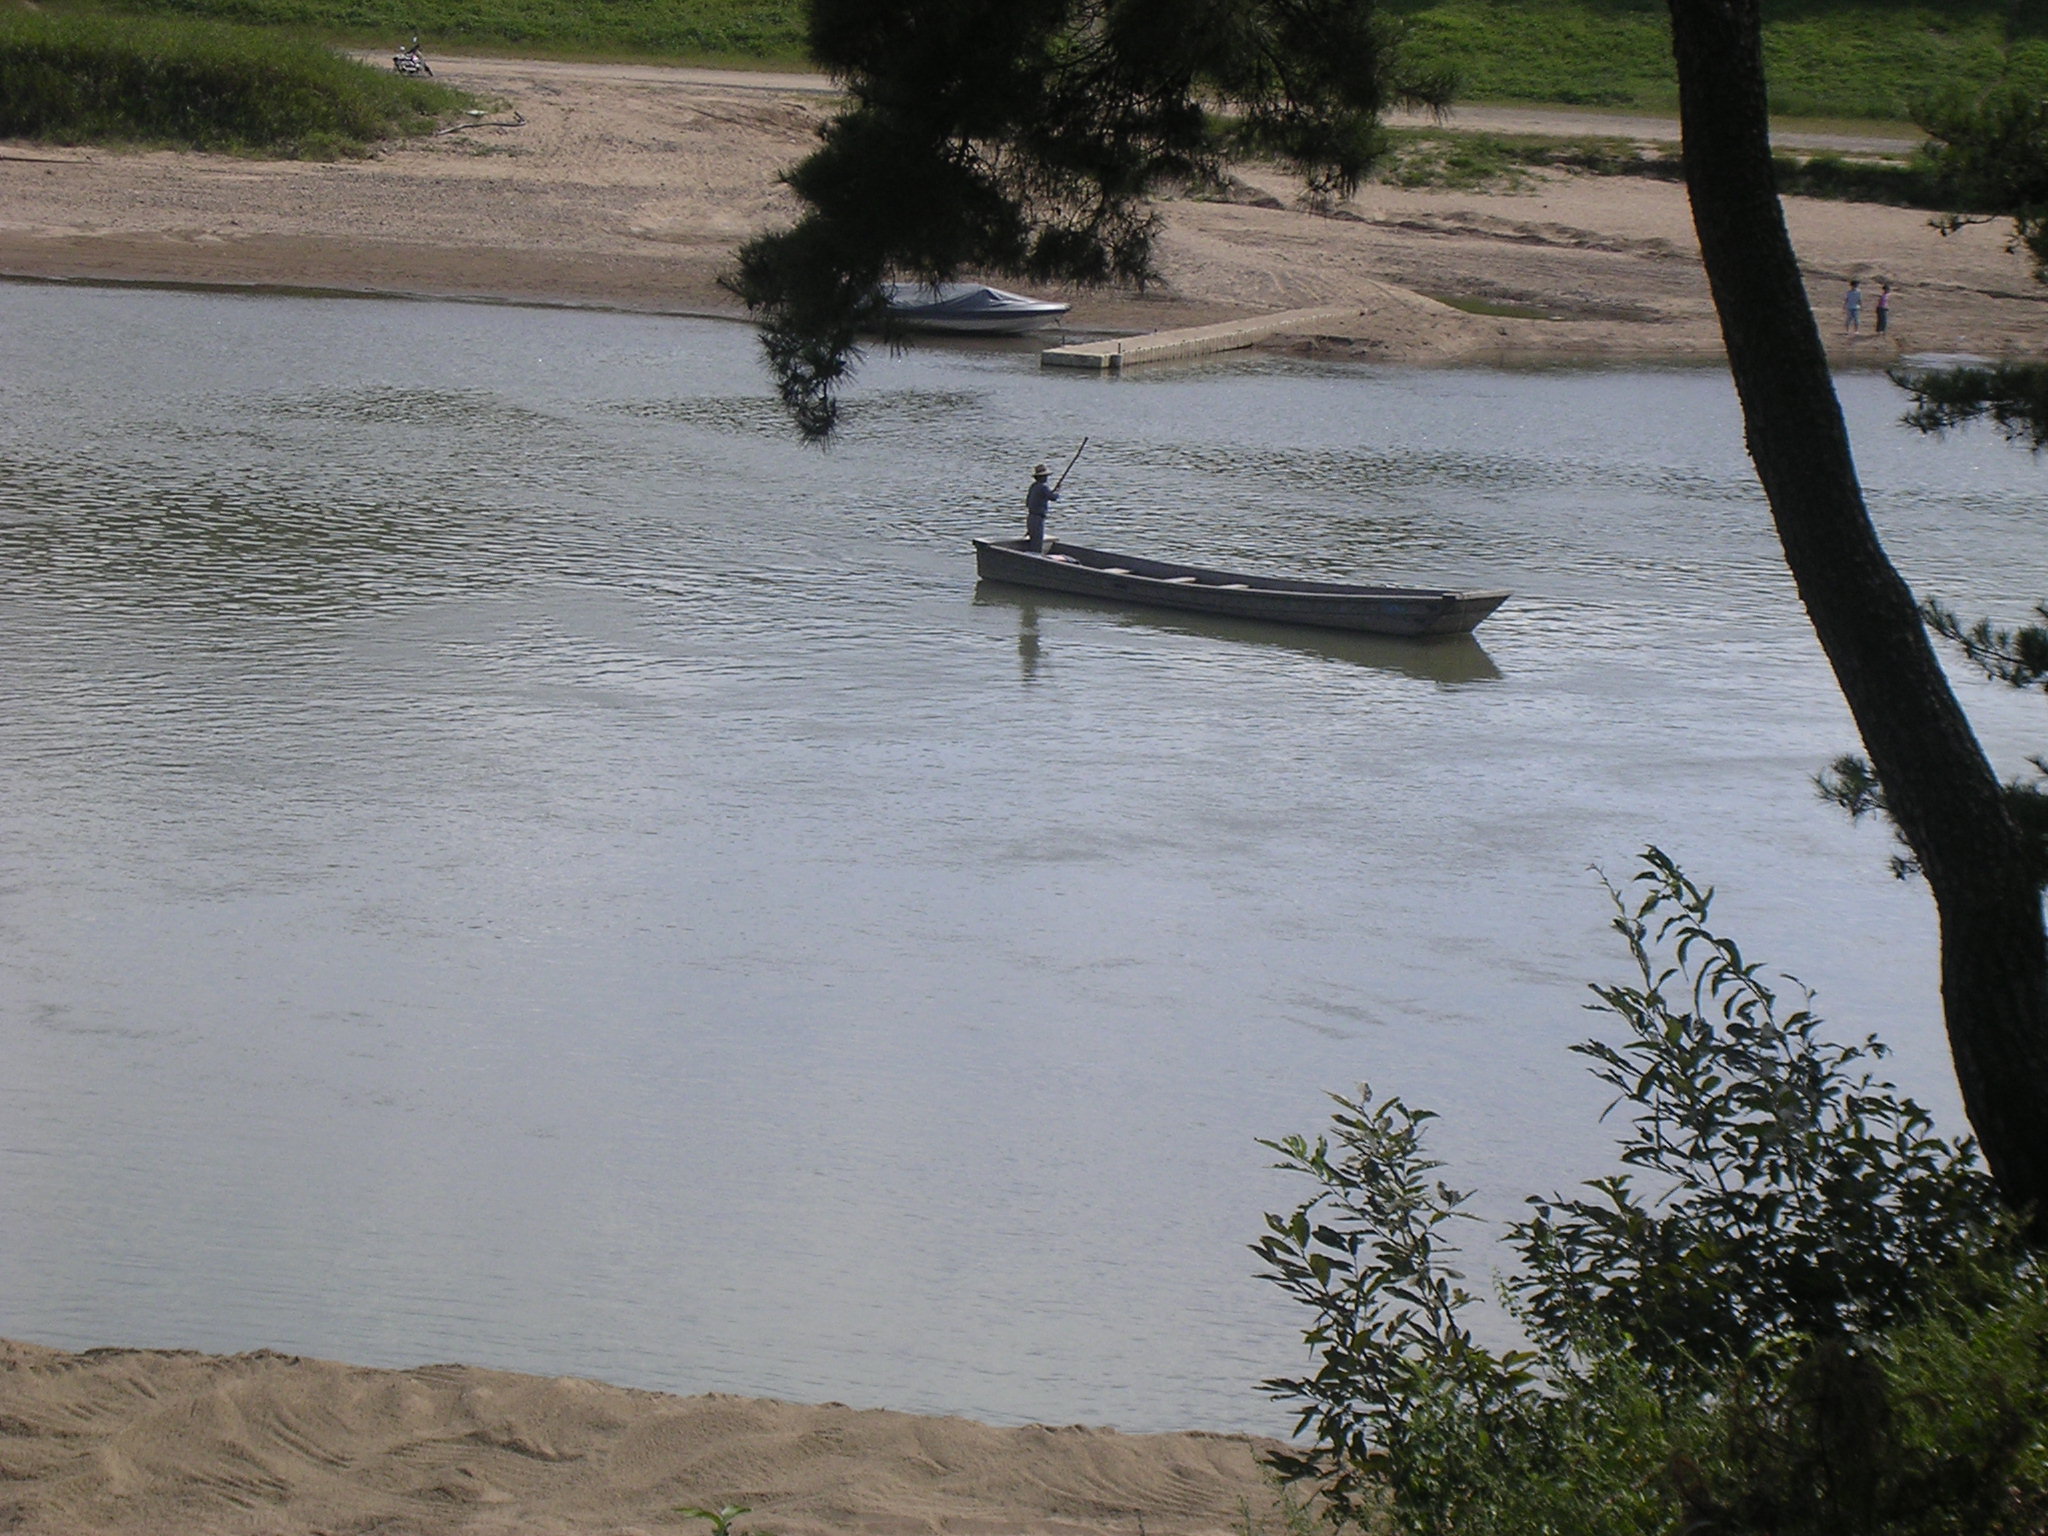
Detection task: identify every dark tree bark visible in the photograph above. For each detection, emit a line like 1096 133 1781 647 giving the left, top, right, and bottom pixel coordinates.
1666 0 2048 1223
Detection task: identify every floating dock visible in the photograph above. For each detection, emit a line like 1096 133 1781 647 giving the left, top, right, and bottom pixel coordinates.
1040 305 1365 371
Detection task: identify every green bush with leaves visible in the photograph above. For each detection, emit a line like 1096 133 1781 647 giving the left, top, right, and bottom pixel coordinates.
1512 854 2000 1379
1256 850 2044 1535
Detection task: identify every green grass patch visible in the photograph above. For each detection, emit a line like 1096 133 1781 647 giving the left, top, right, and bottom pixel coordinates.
1381 126 1947 210
1772 147 1937 203
1381 128 1680 189
1392 0 1677 109
0 9 471 154
1385 0 2048 121
19 0 2048 124
29 0 808 64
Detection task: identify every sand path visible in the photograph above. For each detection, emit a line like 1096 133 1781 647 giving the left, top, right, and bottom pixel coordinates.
2 57 2042 362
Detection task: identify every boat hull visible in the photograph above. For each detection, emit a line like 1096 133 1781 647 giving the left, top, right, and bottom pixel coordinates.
882 283 1070 335
892 311 1069 335
972 539 1508 637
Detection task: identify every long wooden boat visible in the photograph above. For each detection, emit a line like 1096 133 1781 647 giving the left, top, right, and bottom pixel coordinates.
972 538 1509 636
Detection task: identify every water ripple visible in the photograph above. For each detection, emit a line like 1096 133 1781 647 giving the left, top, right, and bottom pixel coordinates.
1 281 2042 1434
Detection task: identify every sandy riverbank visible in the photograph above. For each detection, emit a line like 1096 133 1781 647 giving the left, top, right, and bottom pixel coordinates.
3 56 2045 362
0 1339 1282 1536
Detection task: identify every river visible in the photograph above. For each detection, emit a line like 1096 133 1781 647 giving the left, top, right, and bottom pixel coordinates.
0 280 2040 1432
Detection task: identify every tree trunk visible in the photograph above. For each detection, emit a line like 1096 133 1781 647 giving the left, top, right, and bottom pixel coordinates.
1665 0 2048 1223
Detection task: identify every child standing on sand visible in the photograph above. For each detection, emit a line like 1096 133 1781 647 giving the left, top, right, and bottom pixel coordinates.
1876 282 1892 335
1844 278 1863 333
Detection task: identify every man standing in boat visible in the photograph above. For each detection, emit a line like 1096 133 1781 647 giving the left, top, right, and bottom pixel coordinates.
1025 463 1058 552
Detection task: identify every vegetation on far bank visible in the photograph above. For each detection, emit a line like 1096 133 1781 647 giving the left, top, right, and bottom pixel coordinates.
19 0 809 65
1378 127 1949 209
1390 0 2048 120
15 0 2048 117
0 9 469 154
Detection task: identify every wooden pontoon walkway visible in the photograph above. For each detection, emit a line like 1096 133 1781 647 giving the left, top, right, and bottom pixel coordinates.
1040 305 1366 371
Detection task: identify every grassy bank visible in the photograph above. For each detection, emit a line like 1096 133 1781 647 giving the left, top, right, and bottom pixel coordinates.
14 0 2048 121
1388 0 2048 119
27 0 808 64
0 10 468 153
1379 128 1945 210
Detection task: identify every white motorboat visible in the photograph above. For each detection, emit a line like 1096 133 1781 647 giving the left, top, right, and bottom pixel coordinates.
881 282 1071 335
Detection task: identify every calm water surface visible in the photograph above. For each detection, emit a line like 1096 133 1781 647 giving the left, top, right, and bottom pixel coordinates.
0 282 2040 1432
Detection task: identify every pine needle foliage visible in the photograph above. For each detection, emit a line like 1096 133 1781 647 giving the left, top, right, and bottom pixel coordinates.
1897 363 2048 454
1921 86 2048 281
1819 599 2048 889
728 0 1452 438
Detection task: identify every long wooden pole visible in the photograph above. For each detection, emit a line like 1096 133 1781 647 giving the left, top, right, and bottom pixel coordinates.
1052 437 1088 493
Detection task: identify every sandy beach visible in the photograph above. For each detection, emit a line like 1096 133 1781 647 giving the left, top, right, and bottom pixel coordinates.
3 55 2045 361
0 1340 1281 1536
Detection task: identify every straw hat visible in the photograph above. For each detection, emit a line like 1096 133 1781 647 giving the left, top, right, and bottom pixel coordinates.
1032 463 1049 477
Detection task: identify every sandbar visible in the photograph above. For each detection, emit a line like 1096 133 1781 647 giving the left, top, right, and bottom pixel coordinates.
3 56 2044 363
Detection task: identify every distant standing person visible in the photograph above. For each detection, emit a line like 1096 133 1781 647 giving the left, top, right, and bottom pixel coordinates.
1844 278 1863 333
1025 463 1057 551
1876 281 1892 335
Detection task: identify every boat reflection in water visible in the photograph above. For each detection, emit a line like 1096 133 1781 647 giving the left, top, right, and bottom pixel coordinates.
973 583 1503 685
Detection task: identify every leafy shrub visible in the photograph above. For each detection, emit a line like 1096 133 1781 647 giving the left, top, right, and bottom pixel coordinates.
1666 1273 2048 1535
1511 851 2000 1380
1255 1089 1530 1531
1256 849 2040 1536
